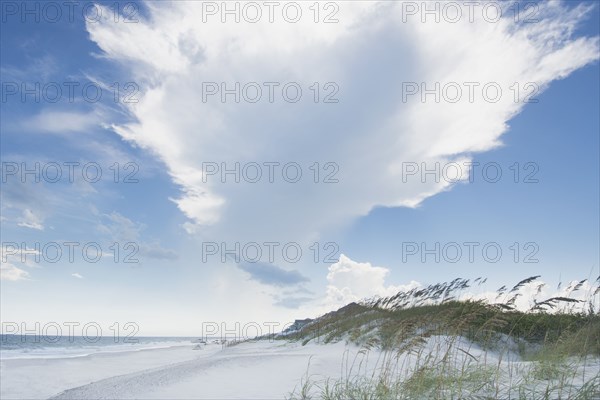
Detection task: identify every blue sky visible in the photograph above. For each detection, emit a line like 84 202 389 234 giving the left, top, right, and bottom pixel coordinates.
344 62 600 284
1 1 599 335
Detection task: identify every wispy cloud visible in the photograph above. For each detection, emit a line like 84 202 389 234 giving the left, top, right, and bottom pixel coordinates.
16 209 45 230
0 245 39 281
97 212 178 261
273 296 315 309
238 262 310 287
19 110 105 135
0 54 59 81
0 262 30 281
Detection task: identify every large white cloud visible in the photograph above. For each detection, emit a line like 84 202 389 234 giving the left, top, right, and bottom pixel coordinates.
324 254 419 308
86 1 599 250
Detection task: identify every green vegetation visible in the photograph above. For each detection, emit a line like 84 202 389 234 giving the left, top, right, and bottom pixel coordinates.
286 276 600 399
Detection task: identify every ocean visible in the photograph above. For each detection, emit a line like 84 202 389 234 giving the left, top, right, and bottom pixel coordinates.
0 335 196 360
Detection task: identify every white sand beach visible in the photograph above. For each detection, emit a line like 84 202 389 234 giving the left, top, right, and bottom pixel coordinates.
2 340 353 399
4 336 598 399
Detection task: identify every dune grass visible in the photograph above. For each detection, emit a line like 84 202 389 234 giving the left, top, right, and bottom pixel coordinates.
286 276 600 399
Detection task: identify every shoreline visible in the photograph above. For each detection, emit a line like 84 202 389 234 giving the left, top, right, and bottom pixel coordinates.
1 343 203 399
0 342 196 361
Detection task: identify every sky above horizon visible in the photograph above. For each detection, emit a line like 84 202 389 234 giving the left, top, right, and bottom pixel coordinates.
1 0 599 336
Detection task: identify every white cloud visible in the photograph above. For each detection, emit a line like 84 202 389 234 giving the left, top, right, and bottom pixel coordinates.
323 254 419 309
0 262 30 281
85 1 598 248
71 273 84 279
17 209 44 231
